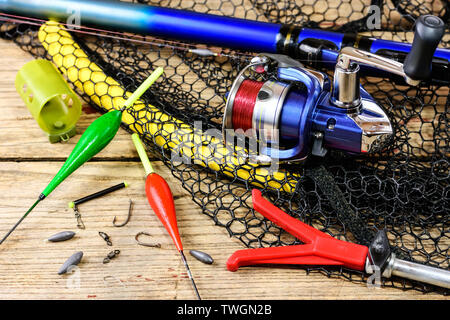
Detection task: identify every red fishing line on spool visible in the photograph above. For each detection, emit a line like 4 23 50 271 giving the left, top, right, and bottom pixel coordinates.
232 79 264 131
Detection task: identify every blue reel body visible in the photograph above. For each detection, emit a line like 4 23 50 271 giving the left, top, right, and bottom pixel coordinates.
223 54 393 162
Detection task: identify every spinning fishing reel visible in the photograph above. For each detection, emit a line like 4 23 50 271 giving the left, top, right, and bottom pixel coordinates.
223 15 445 162
223 52 393 161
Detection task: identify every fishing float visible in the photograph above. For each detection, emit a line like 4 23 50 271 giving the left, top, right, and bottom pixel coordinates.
131 133 202 300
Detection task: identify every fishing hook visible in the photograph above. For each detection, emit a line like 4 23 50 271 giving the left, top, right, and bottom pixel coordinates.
113 199 133 227
135 232 161 248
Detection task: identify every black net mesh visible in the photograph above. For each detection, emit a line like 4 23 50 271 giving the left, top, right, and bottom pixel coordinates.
1 0 449 295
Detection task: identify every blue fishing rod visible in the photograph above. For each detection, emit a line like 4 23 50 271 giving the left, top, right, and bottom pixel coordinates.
1 0 446 161
0 0 448 84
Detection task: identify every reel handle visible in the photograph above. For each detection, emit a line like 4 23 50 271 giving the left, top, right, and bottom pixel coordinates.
331 15 445 108
404 15 445 81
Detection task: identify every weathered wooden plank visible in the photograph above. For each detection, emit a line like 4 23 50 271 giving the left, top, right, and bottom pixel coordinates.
0 161 444 300
0 8 448 300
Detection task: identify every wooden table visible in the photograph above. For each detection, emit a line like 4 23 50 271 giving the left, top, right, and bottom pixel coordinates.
0 36 446 300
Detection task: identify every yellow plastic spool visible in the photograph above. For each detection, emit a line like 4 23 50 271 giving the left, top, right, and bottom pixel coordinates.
15 59 81 143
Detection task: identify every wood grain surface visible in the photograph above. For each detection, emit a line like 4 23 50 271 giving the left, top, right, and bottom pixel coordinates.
0 26 447 300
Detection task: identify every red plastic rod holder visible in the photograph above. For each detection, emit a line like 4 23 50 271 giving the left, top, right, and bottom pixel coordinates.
226 189 369 272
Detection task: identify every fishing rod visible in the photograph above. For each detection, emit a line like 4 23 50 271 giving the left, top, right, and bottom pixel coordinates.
0 0 448 84
1 1 447 161
0 12 250 60
3 3 445 161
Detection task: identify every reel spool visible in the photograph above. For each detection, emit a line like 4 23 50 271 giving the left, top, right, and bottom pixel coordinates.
223 55 317 162
229 78 292 143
